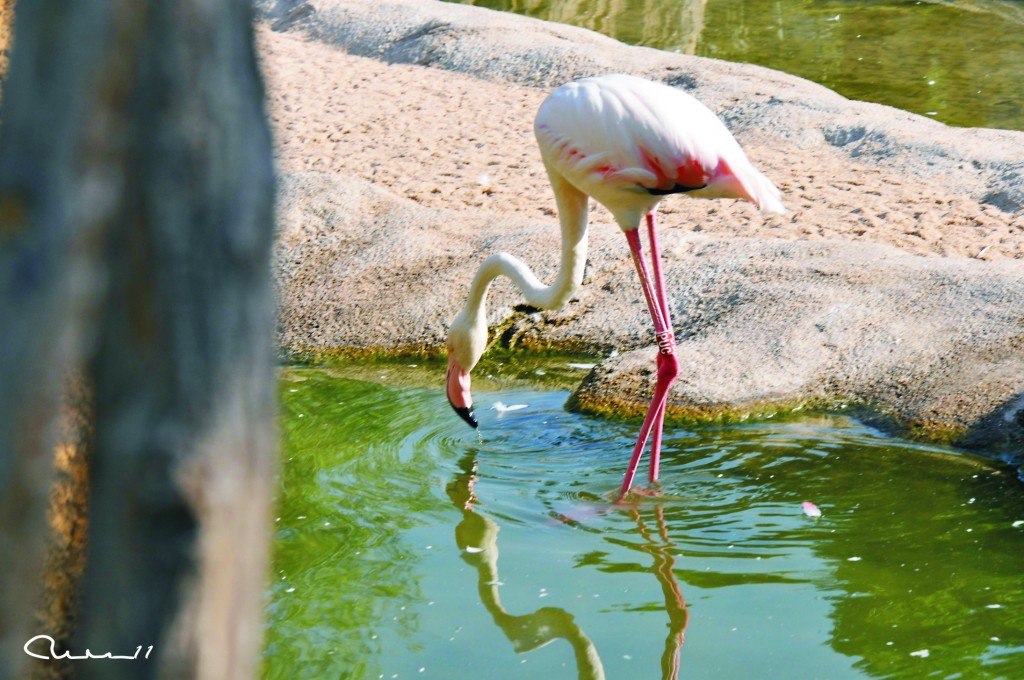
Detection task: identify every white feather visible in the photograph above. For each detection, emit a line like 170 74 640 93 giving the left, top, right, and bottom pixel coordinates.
535 73 784 229
492 401 528 414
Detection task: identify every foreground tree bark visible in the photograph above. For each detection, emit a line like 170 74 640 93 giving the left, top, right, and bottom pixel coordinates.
0 2 277 679
0 0 12 80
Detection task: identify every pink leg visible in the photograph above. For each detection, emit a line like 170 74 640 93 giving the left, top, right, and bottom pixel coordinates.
646 213 673 331
648 400 667 483
619 216 680 498
645 213 675 483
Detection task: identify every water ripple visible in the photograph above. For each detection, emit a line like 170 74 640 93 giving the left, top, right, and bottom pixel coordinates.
271 367 1024 680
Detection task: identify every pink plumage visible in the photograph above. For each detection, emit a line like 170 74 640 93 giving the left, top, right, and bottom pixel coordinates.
446 74 785 498
535 74 784 229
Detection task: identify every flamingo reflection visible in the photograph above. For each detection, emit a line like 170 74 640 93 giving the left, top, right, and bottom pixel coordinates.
560 496 690 679
628 502 690 679
446 454 606 680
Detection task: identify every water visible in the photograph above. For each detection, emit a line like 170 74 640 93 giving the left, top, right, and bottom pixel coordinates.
445 0 1024 131
265 362 1024 679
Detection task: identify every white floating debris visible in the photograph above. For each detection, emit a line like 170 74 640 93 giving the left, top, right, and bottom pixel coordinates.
985 604 1003 609
848 556 862 562
909 649 929 658
535 369 546 375
567 362 596 370
802 501 822 518
464 546 485 554
285 587 296 593
492 401 528 413
1012 520 1024 528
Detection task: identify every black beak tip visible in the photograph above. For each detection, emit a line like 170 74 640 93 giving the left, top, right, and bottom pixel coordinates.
451 404 478 429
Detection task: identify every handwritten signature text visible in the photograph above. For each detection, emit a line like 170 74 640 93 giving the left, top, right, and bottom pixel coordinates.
24 635 153 661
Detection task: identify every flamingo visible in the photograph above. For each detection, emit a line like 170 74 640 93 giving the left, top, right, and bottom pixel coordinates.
446 74 784 497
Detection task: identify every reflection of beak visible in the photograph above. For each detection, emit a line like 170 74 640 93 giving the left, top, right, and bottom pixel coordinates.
446 355 478 429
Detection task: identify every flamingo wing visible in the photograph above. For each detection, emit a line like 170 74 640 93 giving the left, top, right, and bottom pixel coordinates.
535 74 784 228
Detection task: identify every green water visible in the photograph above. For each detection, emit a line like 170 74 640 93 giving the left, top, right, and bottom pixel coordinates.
446 0 1024 131
266 363 1024 679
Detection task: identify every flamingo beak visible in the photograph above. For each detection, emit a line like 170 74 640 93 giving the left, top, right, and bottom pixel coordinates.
446 354 478 429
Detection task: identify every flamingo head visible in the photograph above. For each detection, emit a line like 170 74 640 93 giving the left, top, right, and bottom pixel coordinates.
445 309 488 429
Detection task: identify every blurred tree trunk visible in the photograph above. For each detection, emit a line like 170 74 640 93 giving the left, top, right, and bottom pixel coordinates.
0 1 277 679
0 0 12 82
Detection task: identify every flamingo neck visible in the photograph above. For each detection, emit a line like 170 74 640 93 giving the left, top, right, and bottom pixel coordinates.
462 174 589 324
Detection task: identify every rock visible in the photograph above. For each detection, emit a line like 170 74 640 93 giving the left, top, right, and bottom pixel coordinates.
260 0 1024 460
566 237 1024 457
274 172 1024 457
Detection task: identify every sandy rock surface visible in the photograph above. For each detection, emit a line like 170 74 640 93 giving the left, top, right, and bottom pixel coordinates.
258 0 1024 457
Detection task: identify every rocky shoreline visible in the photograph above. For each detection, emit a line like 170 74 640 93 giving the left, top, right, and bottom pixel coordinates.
258 0 1024 462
